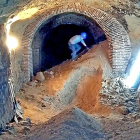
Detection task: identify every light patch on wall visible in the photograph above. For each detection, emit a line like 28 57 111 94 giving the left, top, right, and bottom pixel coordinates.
125 51 140 88
6 8 38 52
17 8 38 20
6 36 18 52
6 16 19 53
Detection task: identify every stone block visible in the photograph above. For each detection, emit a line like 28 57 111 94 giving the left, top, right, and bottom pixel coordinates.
118 106 129 115
35 72 45 82
0 44 14 130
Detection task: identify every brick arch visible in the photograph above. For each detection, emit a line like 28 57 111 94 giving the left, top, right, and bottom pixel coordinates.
21 3 131 82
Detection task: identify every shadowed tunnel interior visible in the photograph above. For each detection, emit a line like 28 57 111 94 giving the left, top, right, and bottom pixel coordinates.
41 24 95 71
32 13 106 75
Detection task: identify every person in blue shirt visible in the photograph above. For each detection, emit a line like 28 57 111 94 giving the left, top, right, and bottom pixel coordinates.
68 32 88 60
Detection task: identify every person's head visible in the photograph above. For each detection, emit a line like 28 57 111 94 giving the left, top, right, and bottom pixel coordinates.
81 32 87 39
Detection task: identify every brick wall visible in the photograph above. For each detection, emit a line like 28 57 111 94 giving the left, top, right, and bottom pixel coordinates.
21 2 131 82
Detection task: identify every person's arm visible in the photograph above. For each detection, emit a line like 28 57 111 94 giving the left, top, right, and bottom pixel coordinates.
81 40 89 49
81 40 86 46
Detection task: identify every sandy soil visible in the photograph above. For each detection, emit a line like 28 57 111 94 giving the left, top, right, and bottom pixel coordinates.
1 40 140 140
17 40 111 124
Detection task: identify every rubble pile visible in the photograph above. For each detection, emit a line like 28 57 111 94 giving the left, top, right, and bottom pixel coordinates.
100 74 139 114
43 66 95 109
26 107 106 140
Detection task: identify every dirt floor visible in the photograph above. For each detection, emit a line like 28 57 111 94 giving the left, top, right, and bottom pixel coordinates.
1 40 140 140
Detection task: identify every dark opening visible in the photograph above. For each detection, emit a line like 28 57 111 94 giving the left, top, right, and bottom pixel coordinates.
32 12 106 75
41 24 95 71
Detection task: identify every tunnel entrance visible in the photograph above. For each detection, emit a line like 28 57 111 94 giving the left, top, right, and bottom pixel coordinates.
31 12 106 75
41 24 95 71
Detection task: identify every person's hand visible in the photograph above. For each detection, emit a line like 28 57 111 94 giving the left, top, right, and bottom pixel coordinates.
85 46 89 50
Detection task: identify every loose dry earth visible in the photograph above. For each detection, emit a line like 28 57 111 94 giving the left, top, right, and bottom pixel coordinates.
1 40 140 140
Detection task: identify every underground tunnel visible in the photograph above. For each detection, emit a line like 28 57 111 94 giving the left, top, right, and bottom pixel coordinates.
31 13 106 75
1 1 140 139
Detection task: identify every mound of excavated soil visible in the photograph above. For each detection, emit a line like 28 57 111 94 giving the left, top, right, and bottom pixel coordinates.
15 40 111 124
73 66 111 115
26 107 106 140
0 40 112 139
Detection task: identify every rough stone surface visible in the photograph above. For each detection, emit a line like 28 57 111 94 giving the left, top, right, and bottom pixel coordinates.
100 73 139 113
27 107 106 140
0 26 14 131
35 72 45 82
0 0 7 5
125 15 140 55
27 80 37 87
